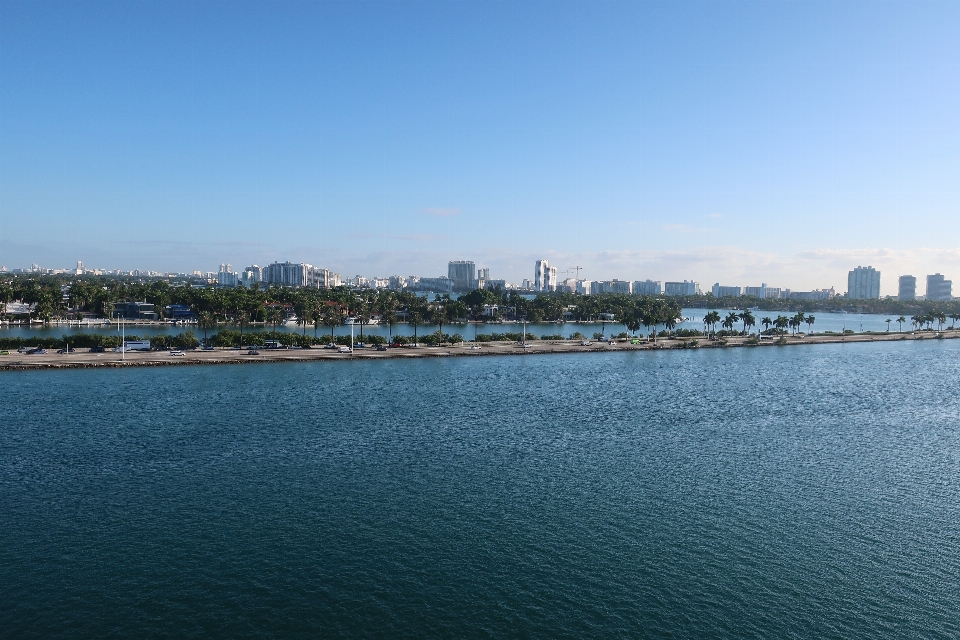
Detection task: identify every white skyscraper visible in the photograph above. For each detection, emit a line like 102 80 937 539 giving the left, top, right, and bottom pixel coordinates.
534 259 557 292
847 266 881 299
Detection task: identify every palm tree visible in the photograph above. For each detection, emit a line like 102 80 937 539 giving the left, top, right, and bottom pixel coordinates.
911 315 922 331
774 315 789 334
236 304 249 347
703 310 720 335
312 306 322 338
354 302 370 342
897 315 906 332
885 318 892 332
322 305 343 341
381 308 398 341
761 317 773 333
198 311 215 345
429 300 447 345
722 311 738 332
806 315 816 334
740 310 755 335
792 311 806 335
268 307 283 332
408 310 423 345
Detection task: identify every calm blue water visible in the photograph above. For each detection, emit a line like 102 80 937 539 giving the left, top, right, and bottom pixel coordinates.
0 308 912 340
3 341 959 637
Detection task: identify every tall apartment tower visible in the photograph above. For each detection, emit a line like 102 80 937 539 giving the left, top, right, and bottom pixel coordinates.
847 266 881 299
534 259 557 292
898 275 917 301
447 261 477 292
926 273 953 301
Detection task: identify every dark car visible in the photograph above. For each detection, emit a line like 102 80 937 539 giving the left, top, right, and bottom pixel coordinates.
376 344 388 351
56 348 74 354
246 349 260 355
90 346 106 353
28 348 47 355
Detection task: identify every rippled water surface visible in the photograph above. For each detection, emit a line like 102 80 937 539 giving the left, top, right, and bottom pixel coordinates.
3 341 960 638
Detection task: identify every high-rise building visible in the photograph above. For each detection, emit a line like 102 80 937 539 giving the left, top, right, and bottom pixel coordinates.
217 264 238 287
711 283 742 298
744 283 781 299
787 288 835 301
534 260 557 292
633 280 661 296
898 275 917 301
926 273 953 301
262 261 323 288
664 281 701 296
847 266 881 299
448 261 477 292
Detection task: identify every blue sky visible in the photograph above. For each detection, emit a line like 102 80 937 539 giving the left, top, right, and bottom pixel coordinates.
2 0 959 294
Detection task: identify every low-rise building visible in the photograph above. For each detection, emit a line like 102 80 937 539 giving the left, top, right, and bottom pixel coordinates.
787 288 835 301
114 301 158 320
484 279 507 290
164 304 195 320
711 283 742 298
414 276 454 293
744 283 782 299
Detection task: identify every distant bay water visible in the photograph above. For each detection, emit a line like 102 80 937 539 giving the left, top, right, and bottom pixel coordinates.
2 341 959 637
0 309 907 341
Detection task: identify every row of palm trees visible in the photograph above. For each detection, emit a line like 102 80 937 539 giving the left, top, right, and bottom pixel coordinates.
899 311 960 332
702 310 816 335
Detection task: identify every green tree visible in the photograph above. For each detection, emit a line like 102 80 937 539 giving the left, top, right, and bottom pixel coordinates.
740 310 756 335
722 312 738 332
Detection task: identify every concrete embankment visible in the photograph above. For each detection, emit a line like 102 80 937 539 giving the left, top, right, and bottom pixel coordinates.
1 331 956 371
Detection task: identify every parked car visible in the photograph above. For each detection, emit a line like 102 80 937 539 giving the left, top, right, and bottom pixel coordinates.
580 340 592 346
324 343 337 349
28 348 48 354
376 344 388 351
56 348 74 354
0 350 9 355
89 346 106 353
337 346 352 353
17 346 31 353
201 345 215 351
246 349 260 355
169 350 185 357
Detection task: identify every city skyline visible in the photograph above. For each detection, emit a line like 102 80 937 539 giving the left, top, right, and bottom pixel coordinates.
3 2 960 296
4 257 954 301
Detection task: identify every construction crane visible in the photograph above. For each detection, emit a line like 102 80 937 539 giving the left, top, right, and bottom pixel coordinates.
569 266 583 281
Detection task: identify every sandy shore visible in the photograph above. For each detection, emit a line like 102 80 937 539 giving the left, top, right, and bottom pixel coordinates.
2 330 957 371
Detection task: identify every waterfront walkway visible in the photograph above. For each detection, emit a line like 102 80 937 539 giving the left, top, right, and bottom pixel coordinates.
2 330 958 371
